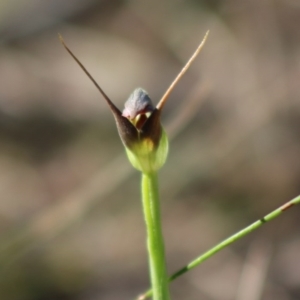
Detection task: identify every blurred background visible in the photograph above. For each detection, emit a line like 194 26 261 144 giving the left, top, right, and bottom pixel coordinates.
0 0 299 299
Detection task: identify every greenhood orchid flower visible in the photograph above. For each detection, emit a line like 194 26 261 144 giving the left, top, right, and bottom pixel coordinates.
58 32 208 174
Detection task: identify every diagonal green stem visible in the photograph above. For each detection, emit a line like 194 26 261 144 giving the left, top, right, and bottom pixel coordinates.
138 194 300 300
141 172 170 300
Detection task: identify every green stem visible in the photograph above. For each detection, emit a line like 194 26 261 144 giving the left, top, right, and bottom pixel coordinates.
141 172 170 300
138 194 300 300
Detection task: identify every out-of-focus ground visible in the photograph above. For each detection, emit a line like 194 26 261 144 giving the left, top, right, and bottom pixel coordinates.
0 0 299 299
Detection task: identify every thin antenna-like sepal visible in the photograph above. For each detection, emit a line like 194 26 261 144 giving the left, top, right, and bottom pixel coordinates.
156 30 209 111
59 34 141 148
58 34 121 116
